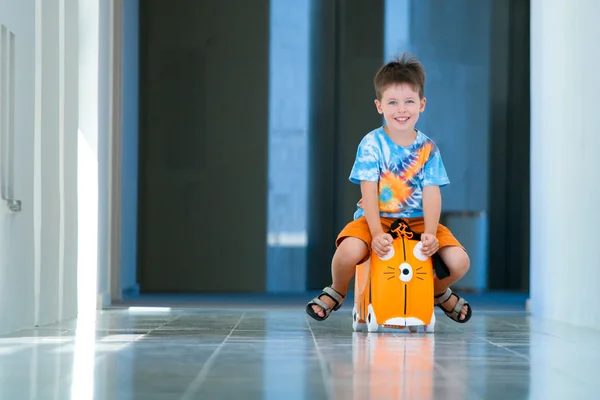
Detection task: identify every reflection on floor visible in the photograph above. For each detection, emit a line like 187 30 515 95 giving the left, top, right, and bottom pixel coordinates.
0 292 598 399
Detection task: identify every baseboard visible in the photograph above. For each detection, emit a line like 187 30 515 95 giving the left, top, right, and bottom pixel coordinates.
97 292 111 309
122 283 140 298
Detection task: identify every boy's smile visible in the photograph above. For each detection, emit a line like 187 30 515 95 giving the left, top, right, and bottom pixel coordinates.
374 83 426 137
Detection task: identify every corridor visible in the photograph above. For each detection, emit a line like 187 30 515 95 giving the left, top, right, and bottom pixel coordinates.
0 293 598 399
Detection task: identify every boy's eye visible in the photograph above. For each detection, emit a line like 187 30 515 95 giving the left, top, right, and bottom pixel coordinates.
407 100 414 104
389 101 397 105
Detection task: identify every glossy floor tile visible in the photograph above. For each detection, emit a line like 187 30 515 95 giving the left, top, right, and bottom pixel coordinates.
0 293 599 399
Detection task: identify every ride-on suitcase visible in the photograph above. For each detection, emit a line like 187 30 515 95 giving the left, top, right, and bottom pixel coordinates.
352 219 436 333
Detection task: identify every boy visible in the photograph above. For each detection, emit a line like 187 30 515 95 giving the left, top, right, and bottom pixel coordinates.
305 53 472 324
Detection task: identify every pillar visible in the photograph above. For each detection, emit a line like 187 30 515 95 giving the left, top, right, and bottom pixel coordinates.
306 0 384 290
78 0 111 312
530 0 600 328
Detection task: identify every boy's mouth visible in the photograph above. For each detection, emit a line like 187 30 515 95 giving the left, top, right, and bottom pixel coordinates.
395 117 409 124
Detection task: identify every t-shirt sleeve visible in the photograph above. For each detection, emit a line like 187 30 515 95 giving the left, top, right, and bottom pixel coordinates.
422 143 450 187
349 136 380 184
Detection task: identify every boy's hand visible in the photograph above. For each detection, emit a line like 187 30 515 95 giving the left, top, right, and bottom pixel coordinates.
372 232 394 258
420 233 439 257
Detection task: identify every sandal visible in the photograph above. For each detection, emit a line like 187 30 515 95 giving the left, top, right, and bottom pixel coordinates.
305 286 345 321
434 288 472 323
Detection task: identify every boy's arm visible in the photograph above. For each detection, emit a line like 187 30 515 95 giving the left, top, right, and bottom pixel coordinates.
361 180 393 257
422 185 441 235
360 181 383 236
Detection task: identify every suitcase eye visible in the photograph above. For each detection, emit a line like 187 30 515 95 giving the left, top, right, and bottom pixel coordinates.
399 263 413 282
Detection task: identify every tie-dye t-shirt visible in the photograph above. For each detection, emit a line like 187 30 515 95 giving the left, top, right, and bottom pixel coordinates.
350 127 449 219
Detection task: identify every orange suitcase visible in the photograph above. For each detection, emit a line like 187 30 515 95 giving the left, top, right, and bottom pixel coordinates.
352 219 436 333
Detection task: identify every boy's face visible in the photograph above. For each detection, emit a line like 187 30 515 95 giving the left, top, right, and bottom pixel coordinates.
374 83 426 134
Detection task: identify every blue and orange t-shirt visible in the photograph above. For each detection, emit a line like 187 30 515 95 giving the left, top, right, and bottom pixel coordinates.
349 127 449 219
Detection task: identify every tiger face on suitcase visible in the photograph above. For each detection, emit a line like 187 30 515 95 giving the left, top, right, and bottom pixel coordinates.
352 219 436 333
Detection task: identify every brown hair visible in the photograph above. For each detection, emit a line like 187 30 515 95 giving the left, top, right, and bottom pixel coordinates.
374 52 425 100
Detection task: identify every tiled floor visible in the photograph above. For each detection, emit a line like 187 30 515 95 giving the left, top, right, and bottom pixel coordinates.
0 293 599 399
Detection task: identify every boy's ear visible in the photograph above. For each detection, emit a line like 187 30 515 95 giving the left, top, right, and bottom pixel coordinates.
374 99 383 114
420 97 427 112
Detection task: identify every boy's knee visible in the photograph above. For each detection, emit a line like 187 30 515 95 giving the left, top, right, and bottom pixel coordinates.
463 254 470 273
441 247 470 275
335 237 369 265
454 251 470 275
461 251 470 267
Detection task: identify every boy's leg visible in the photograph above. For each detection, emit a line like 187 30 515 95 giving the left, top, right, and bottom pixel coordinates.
406 217 471 322
434 246 470 321
308 216 376 320
310 237 369 318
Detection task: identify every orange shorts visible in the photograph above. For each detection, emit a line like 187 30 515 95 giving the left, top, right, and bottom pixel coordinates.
336 216 463 264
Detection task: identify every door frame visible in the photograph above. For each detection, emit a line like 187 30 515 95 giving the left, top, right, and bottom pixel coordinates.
108 0 123 303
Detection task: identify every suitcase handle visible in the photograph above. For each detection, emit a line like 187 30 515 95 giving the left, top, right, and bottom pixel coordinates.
388 219 450 279
388 219 420 240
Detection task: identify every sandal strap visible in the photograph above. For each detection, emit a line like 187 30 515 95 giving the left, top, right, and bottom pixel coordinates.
323 286 345 304
306 297 332 321
437 292 471 322
308 297 331 317
434 288 452 304
452 296 467 316
306 286 344 312
306 286 346 321
309 297 329 312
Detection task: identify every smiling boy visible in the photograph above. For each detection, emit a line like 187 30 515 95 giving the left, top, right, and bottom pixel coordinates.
306 53 472 324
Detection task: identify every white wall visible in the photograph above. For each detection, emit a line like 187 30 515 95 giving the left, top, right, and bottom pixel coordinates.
0 0 112 334
530 0 600 329
0 0 80 334
38 0 80 327
0 0 36 334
